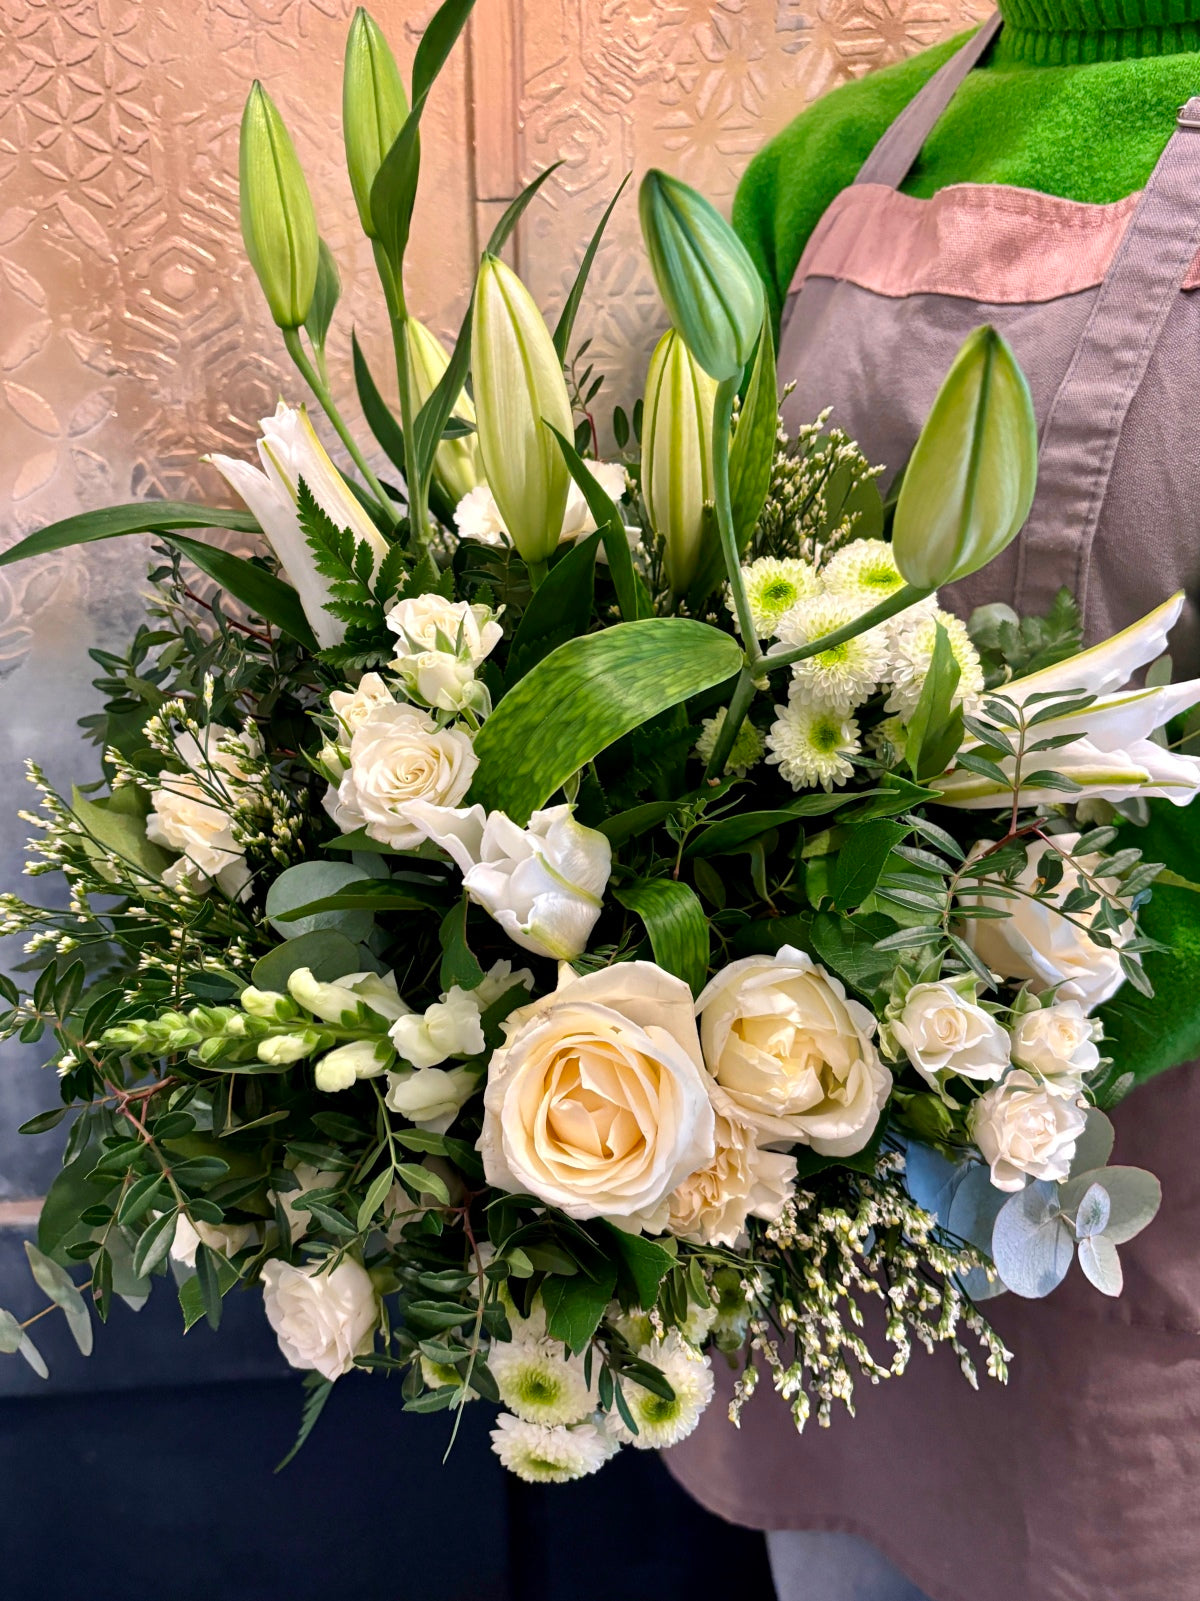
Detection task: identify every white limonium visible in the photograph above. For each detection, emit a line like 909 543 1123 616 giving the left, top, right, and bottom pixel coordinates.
147 724 262 899
209 401 389 650
772 592 890 712
880 979 1010 1101
766 695 861 792
490 1415 616 1483
694 707 764 777
737 556 820 638
885 608 985 719
606 1332 715 1449
325 702 477 850
1009 997 1103 1091
489 1336 596 1425
969 1069 1088 1192
403 800 611 961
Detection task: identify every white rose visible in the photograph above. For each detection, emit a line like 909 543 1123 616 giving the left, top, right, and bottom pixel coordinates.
480 962 716 1226
147 724 261 898
696 946 892 1156
959 835 1131 1008
404 801 611 960
389 986 485 1068
327 702 477 850
650 1090 797 1248
969 1068 1088 1192
170 1214 256 1269
329 672 394 742
260 1257 379 1382
270 1162 339 1244
394 650 485 715
385 1064 478 1131
882 980 1009 1098
385 595 502 666
1010 999 1102 1090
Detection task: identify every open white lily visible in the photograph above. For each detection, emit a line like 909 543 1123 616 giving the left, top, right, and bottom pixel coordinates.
209 401 390 650
937 594 1200 808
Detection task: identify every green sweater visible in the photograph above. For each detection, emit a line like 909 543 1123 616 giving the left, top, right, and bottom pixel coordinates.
731 0 1200 1088
734 0 1200 336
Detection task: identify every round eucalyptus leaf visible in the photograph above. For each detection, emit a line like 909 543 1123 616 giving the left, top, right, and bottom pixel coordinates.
251 929 364 993
1077 1234 1124 1297
1068 1108 1115 1177
1060 1165 1161 1245
991 1179 1075 1299
265 862 374 941
0 1308 22 1354
945 1161 1008 1256
1072 1181 1111 1241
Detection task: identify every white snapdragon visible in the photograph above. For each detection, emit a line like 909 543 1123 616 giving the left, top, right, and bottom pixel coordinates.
969 1069 1088 1192
389 986 485 1068
384 1064 478 1131
404 801 611 961
881 979 1010 1100
170 1214 256 1269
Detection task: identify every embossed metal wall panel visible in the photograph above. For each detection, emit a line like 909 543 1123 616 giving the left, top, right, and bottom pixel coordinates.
0 0 986 1207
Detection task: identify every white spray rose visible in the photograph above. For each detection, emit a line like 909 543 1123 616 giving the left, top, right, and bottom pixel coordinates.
881 979 1010 1099
480 962 716 1226
696 946 892 1156
404 801 611 961
385 1064 478 1132
390 986 485 1068
969 1069 1088 1191
394 651 485 715
1010 999 1102 1090
326 702 477 850
328 672 394 742
260 1257 379 1382
147 724 261 899
649 1088 797 1248
385 595 502 665
959 836 1132 1009
170 1214 256 1269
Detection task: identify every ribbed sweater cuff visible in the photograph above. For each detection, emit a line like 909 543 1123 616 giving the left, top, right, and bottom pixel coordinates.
996 0 1200 62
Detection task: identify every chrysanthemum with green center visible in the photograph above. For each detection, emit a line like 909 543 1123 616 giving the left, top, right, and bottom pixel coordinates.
607 1332 715 1449
736 556 820 639
489 1336 595 1425
767 695 861 792
489 1415 616 1482
885 609 986 719
772 592 889 714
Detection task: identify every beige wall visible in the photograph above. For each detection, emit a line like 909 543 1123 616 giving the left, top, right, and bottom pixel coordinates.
0 0 985 1207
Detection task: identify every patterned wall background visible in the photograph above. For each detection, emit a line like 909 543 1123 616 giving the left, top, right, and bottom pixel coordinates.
0 0 987 1213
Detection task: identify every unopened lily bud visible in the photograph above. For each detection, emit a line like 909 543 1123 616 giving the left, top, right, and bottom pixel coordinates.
239 82 319 329
471 254 573 565
893 325 1037 591
638 170 764 383
314 1039 392 1093
343 8 408 238
406 317 483 505
642 329 717 594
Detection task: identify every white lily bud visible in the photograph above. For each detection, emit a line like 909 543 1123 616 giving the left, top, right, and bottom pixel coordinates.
471 255 574 566
406 317 484 506
404 801 611 962
641 329 717 595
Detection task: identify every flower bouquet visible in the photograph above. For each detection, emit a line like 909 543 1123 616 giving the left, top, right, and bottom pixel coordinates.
3 0 1200 1485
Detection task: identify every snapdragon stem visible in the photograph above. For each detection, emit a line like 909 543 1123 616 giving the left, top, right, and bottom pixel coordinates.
281 327 399 529
373 241 431 552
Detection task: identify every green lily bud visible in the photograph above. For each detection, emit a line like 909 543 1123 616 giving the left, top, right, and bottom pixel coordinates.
638 169 764 383
239 82 319 329
343 7 408 238
471 254 573 565
641 329 717 594
406 317 483 506
893 325 1038 591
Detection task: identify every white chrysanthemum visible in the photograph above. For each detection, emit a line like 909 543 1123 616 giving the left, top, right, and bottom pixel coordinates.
606 1332 715 1450
489 1337 596 1425
736 557 820 639
821 538 906 611
419 1355 479 1398
490 1415 616 1483
694 707 765 776
767 697 861 792
773 592 889 712
886 608 985 719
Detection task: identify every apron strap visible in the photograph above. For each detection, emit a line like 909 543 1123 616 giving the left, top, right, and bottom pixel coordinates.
854 13 1003 190
1014 98 1200 620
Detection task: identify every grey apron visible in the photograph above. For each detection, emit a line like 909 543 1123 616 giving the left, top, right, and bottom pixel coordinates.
667 24 1200 1601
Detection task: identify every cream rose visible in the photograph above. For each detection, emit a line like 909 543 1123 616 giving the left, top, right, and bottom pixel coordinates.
480 962 716 1226
882 979 1009 1098
385 594 502 665
260 1257 378 1382
1010 999 1102 1090
326 702 477 850
329 672 393 740
959 835 1131 1009
170 1214 256 1269
650 1088 797 1248
969 1069 1088 1192
696 946 891 1156
147 724 261 898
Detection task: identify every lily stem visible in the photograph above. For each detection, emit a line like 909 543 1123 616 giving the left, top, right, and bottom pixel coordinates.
373 241 430 552
765 584 933 672
281 327 398 529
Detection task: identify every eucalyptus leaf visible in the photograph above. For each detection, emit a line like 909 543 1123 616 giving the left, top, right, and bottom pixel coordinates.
24 1241 93 1357
1068 1107 1116 1176
991 1179 1075 1298
265 861 376 941
1072 1181 1111 1240
1059 1165 1161 1245
251 930 363 992
1077 1233 1124 1296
